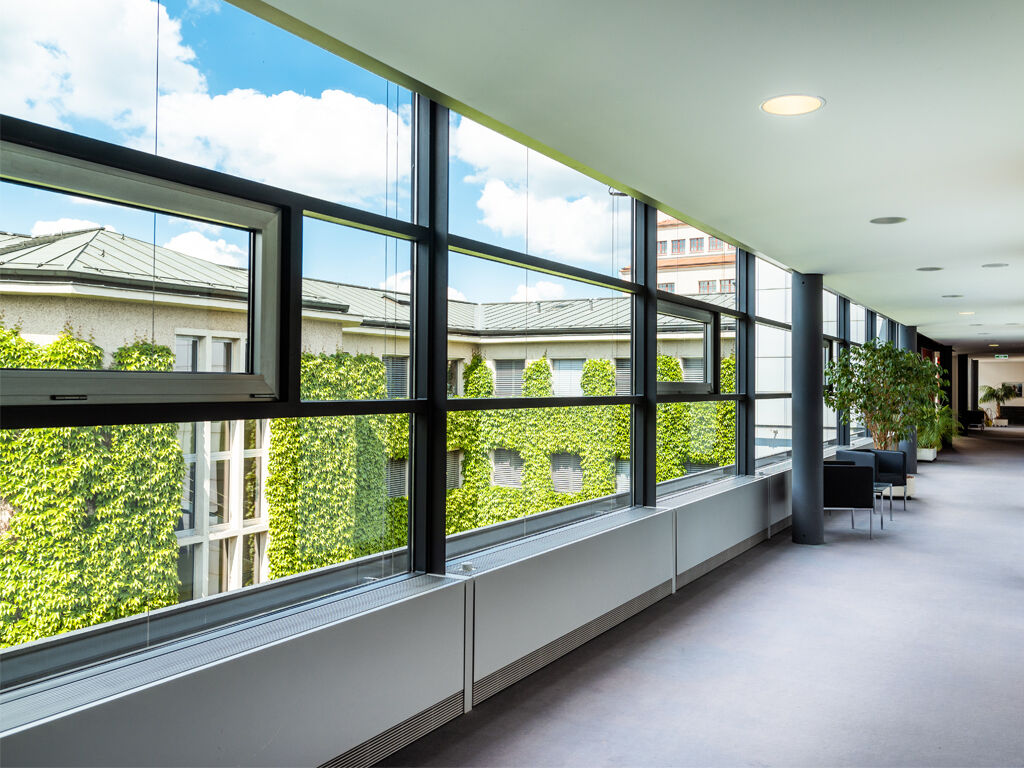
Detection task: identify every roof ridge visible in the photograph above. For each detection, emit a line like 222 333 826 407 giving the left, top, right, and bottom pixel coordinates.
65 228 106 270
0 228 102 259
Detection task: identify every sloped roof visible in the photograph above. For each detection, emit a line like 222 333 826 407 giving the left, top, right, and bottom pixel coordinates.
0 229 714 334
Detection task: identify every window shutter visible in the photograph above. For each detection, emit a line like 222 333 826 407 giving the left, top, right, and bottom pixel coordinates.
384 357 409 398
386 459 407 497
493 449 523 488
551 359 584 397
495 360 524 396
550 453 583 493
615 358 631 395
615 458 630 493
446 451 461 490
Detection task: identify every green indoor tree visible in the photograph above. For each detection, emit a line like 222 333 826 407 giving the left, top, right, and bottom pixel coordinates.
824 339 945 451
979 383 1017 420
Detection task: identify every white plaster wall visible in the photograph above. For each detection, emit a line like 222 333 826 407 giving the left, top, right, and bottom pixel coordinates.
976 359 1024 408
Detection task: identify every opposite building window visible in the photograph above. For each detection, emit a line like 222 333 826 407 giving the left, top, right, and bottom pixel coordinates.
550 453 584 493
689 237 705 253
551 358 584 397
698 280 715 294
494 359 525 396
384 356 409 398
493 449 524 488
614 358 631 395
671 239 684 254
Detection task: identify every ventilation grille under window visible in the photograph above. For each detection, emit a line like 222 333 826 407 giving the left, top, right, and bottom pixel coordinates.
384 356 409 399
493 448 523 488
550 453 583 493
386 458 407 497
551 359 584 397
494 359 524 397
446 451 461 490
614 358 630 395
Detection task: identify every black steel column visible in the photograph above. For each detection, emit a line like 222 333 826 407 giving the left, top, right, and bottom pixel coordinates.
837 297 851 446
632 201 657 506
970 358 979 411
897 324 919 473
736 249 756 476
955 353 969 434
791 271 824 544
411 96 448 573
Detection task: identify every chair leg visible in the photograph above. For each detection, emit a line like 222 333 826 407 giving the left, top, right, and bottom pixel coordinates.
850 509 855 529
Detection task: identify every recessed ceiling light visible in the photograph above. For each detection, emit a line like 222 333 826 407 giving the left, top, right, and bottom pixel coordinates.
958 311 975 315
1007 322 1021 326
916 266 942 272
969 323 983 326
870 217 907 224
760 94 825 116
981 263 1008 268
941 294 963 298
989 344 1000 347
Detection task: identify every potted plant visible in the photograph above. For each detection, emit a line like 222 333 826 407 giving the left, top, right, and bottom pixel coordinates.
917 404 961 461
979 383 1017 426
824 339 946 452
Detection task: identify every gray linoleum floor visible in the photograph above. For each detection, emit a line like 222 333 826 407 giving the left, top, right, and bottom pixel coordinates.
380 430 1024 768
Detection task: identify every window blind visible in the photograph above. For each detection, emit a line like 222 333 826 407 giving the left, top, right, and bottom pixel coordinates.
551 358 584 397
384 356 409 398
615 358 631 395
385 458 407 497
550 453 583 493
494 359 524 396
492 448 523 487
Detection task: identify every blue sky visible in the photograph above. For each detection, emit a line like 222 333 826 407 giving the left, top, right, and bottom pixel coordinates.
1 0 630 303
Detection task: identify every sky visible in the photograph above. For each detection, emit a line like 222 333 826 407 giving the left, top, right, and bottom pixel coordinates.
0 0 634 303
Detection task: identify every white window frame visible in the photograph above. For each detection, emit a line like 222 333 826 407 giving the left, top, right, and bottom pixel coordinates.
0 141 281 406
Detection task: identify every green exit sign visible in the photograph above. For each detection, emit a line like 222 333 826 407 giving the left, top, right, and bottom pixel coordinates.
994 354 1009 359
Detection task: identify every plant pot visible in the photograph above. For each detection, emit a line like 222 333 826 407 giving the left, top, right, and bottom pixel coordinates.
882 474 916 499
993 418 1008 427
917 447 937 462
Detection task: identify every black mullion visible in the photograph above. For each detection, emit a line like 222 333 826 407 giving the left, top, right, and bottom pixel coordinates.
736 249 756 476
411 96 448 574
752 392 793 400
446 395 640 412
655 289 743 319
657 393 742 404
2 114 425 243
1 399 423 430
752 315 793 332
632 201 657 507
711 312 722 394
282 207 302 404
448 234 636 294
837 296 852 445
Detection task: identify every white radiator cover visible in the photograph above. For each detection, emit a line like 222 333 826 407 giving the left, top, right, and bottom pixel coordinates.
470 508 675 683
1 577 466 768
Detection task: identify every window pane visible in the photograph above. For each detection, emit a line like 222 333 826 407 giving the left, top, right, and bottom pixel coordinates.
0 183 251 374
655 401 737 498
2 0 413 220
875 314 887 342
301 218 411 401
755 258 791 323
756 398 793 465
850 303 867 344
756 324 792 393
446 405 630 549
823 291 839 337
657 310 709 385
653 212 737 309
0 413 409 651
449 114 633 280
721 317 738 394
448 252 631 399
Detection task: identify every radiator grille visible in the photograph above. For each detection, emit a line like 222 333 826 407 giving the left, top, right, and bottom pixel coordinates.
473 579 672 705
319 691 462 768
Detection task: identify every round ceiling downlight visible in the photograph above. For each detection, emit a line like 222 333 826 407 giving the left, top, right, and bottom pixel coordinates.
941 294 963 298
870 217 907 224
760 94 825 116
981 263 1008 268
916 266 942 272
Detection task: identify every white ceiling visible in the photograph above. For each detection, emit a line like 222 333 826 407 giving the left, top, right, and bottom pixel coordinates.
243 0 1024 355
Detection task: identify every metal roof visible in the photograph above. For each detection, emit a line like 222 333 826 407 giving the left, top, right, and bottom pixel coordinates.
0 229 719 334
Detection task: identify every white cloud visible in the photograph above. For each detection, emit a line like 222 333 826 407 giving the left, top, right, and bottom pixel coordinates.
380 269 467 301
451 115 629 265
0 0 202 133
149 88 411 206
30 218 107 236
509 280 565 303
163 231 245 267
1 0 410 210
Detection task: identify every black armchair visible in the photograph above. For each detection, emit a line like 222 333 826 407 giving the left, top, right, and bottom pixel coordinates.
868 449 908 510
836 449 877 475
824 463 877 538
